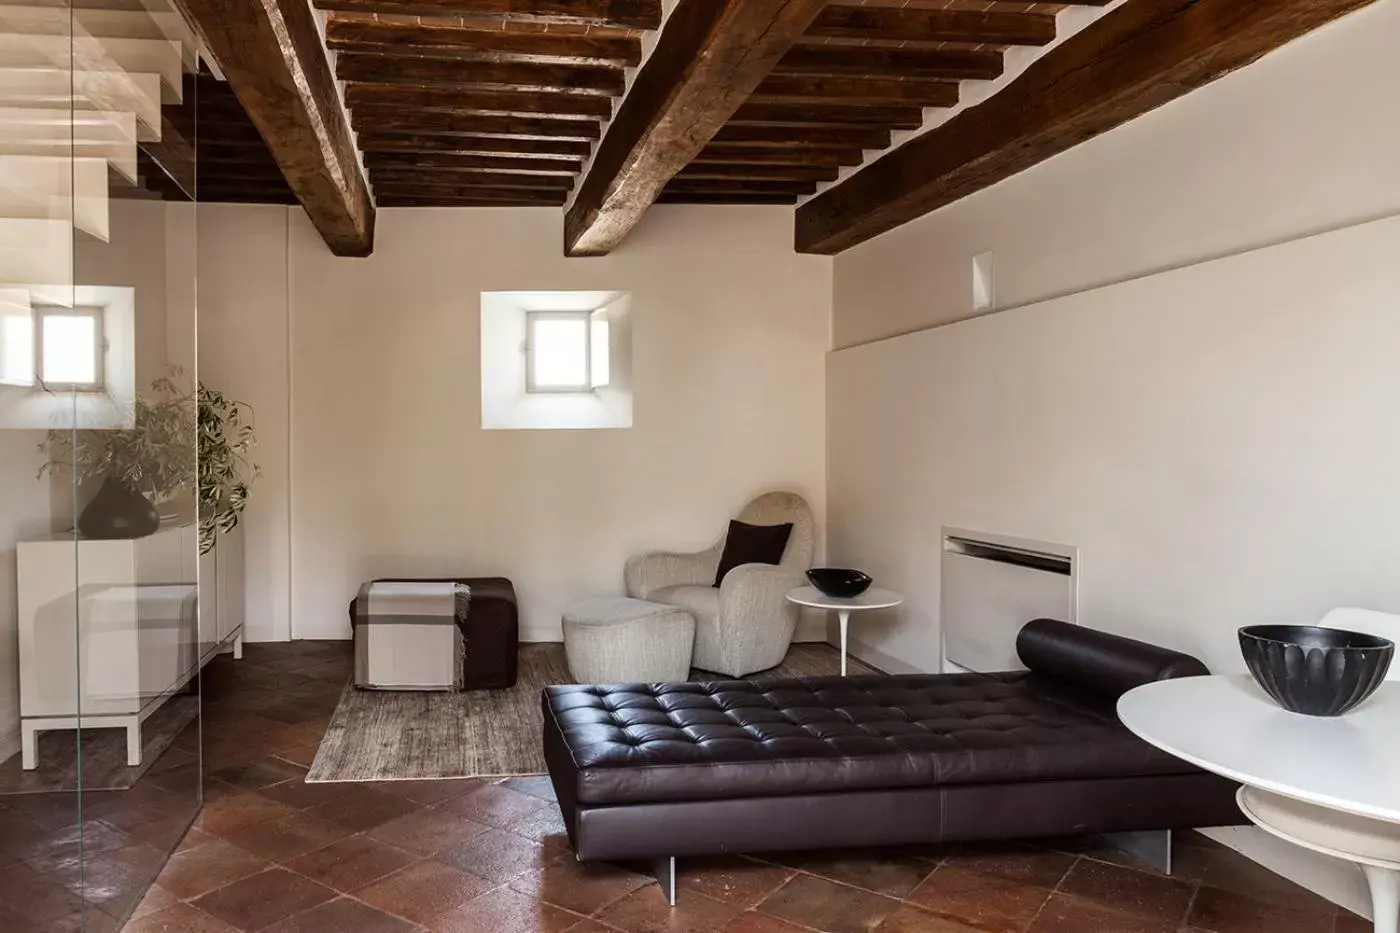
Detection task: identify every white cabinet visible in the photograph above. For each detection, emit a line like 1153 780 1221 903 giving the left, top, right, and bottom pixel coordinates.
15 521 244 769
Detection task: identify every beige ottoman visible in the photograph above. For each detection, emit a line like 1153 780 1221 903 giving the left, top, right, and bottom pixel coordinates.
563 596 696 684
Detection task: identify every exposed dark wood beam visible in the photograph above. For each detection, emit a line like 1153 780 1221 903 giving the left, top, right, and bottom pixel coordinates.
731 101 924 129
808 6 1056 46
345 85 612 119
336 53 624 95
372 170 574 191
201 167 294 183
370 176 571 195
678 162 838 182
365 151 579 174
197 184 299 203
796 0 1381 254
181 0 373 254
380 196 566 207
350 111 600 140
712 123 890 149
325 18 642 66
356 132 593 157
697 145 865 167
658 192 797 205
565 0 832 255
197 145 283 164
666 177 816 196
775 45 1003 80
314 0 662 28
753 76 959 108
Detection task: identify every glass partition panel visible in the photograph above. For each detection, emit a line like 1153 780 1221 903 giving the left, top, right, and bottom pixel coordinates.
0 0 85 923
70 0 202 925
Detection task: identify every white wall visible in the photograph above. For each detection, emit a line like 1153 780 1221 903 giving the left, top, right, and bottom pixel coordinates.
196 206 292 644
827 0 1398 916
198 205 831 642
833 1 1400 349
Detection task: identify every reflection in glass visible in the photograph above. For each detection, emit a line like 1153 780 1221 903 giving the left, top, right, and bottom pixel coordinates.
0 0 202 925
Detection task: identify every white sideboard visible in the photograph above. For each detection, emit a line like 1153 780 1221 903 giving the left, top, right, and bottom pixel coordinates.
16 522 244 769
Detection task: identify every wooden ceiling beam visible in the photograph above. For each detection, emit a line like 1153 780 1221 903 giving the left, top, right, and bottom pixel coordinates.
666 177 816 195
731 102 924 129
696 145 865 167
365 150 579 174
325 18 642 66
369 175 572 194
378 190 568 204
565 0 831 256
345 85 613 119
658 192 797 205
336 53 624 95
677 162 838 182
313 0 660 28
182 0 373 255
356 132 593 157
775 45 1003 80
712 123 890 150
808 6 1056 46
197 185 298 202
350 110 600 140
796 0 1382 254
753 76 958 108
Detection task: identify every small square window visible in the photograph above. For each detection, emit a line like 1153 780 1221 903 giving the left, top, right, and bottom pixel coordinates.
36 306 104 392
527 311 594 393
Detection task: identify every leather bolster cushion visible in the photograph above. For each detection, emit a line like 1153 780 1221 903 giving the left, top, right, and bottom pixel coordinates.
1016 618 1209 699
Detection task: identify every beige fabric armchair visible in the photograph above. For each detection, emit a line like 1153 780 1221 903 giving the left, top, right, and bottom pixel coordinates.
625 492 815 677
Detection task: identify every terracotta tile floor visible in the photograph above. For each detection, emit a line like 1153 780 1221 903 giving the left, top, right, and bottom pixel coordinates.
101 641 1370 933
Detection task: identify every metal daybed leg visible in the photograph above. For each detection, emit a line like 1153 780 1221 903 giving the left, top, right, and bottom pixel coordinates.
652 857 677 906
1102 829 1173 875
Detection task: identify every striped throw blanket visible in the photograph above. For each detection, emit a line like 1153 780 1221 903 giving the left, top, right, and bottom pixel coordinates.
353 581 471 688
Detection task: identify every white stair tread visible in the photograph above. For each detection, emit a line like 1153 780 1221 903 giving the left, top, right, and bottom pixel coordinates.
0 2 198 67
0 154 109 240
0 107 137 181
0 32 183 103
0 217 73 287
0 66 162 139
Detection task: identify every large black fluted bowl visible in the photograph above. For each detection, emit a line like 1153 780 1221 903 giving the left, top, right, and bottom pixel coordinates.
1239 625 1393 717
807 568 873 599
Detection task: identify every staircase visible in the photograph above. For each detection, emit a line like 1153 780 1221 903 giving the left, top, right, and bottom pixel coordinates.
0 0 199 284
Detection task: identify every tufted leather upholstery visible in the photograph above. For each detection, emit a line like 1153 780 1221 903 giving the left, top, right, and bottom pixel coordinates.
543 671 1197 806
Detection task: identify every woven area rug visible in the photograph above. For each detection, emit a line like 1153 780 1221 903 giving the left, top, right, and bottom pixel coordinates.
307 642 874 783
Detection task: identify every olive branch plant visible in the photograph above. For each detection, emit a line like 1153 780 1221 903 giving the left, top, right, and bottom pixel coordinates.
40 367 259 554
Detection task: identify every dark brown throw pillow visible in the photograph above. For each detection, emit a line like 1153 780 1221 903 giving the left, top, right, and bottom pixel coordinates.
713 519 794 587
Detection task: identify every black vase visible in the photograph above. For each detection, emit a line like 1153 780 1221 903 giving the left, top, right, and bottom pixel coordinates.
78 478 161 540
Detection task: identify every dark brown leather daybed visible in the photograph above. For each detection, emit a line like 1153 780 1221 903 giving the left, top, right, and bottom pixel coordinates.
542 619 1243 901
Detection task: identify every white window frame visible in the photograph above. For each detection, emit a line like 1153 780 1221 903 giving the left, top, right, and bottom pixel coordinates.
525 310 593 394
35 305 105 393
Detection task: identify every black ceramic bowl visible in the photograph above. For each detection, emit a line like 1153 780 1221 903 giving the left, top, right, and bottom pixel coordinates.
807 568 873 599
1239 624 1394 717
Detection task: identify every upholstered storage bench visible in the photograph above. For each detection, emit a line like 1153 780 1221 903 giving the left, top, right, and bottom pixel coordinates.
348 577 518 691
542 620 1244 900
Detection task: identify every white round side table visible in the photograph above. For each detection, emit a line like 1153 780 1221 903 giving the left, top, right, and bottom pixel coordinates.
1119 674 1400 933
786 585 902 676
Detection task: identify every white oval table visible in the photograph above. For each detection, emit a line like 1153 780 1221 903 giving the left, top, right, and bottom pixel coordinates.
786 585 902 676
1119 675 1400 932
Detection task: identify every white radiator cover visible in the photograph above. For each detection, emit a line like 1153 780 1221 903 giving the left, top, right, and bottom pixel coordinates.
940 529 1077 673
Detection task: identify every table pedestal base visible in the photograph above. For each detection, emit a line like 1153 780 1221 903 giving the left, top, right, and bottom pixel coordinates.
1239 786 1400 933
